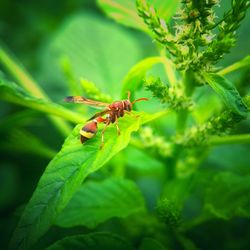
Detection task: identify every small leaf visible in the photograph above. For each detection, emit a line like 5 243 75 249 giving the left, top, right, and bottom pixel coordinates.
80 78 113 103
97 0 180 32
56 177 145 228
121 57 163 98
203 73 248 117
9 110 161 250
204 172 250 220
46 232 134 250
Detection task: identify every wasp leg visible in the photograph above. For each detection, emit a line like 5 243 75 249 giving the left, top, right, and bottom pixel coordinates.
115 116 120 136
100 123 109 149
124 110 140 118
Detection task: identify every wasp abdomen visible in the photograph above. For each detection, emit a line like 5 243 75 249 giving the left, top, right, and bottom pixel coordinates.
80 121 97 143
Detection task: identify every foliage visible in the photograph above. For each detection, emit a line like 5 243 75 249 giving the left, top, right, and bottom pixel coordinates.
0 0 250 250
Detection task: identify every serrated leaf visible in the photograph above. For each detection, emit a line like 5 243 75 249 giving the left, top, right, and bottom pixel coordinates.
9 110 161 250
0 79 84 123
204 172 250 220
46 232 134 250
97 0 180 32
121 57 163 98
203 73 248 117
56 178 145 228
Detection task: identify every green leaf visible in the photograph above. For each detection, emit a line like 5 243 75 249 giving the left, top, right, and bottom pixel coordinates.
139 238 167 250
46 232 134 250
203 73 248 117
0 79 84 123
121 57 163 98
56 177 145 228
44 14 144 99
204 172 250 220
9 110 161 250
97 0 180 32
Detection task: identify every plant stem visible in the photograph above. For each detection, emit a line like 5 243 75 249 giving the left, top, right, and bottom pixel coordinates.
159 48 177 86
0 46 72 135
218 56 250 76
0 47 47 99
176 69 194 134
209 134 250 146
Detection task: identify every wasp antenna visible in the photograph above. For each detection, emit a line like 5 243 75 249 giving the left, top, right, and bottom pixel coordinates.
131 97 148 105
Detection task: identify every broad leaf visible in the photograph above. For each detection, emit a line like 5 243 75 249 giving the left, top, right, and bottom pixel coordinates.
0 79 84 123
9 110 163 250
121 57 163 98
56 177 145 228
43 14 144 99
204 172 250 220
97 0 180 32
46 232 134 250
203 73 248 117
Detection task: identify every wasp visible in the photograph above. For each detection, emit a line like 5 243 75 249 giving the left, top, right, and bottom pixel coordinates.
64 92 148 148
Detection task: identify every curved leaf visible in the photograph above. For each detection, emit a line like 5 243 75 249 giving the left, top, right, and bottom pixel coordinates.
97 0 181 32
56 177 146 228
46 232 134 250
204 172 250 220
9 110 162 250
121 57 163 98
203 73 248 117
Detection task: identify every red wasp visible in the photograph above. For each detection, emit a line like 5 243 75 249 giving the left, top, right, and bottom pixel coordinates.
64 92 148 148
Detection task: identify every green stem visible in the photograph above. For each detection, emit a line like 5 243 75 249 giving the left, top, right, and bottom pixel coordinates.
218 55 250 76
174 70 196 177
209 134 250 146
176 69 194 134
0 46 48 99
0 45 72 135
159 47 177 86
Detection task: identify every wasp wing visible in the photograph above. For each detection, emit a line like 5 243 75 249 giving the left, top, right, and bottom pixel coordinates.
64 96 109 108
87 109 111 121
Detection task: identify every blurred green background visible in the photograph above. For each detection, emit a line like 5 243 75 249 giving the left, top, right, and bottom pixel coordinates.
0 0 250 249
